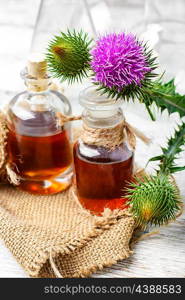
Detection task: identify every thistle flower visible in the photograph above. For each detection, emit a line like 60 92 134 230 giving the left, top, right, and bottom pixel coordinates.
46 30 92 83
45 29 185 117
126 175 181 228
91 32 157 100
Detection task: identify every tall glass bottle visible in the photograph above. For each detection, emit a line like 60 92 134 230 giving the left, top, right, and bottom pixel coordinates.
6 54 73 195
73 86 134 215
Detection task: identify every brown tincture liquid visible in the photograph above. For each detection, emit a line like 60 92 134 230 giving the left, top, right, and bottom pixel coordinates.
7 114 72 195
74 142 134 215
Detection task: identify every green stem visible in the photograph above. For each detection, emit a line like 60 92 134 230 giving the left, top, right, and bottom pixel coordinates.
145 105 156 121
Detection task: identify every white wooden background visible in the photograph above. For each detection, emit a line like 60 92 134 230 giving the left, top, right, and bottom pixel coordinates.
0 0 184 278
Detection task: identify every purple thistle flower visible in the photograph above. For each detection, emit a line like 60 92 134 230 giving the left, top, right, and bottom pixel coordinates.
91 33 151 91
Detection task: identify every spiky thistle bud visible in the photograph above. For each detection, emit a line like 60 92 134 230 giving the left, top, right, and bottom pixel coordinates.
126 175 182 228
46 30 92 83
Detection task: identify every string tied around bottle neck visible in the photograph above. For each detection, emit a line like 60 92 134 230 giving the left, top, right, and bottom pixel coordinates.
80 120 150 150
57 112 150 150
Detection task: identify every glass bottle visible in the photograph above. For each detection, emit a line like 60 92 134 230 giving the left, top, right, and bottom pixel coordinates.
6 54 73 195
73 86 134 215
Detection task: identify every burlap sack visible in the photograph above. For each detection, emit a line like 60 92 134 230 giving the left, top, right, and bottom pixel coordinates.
0 184 135 277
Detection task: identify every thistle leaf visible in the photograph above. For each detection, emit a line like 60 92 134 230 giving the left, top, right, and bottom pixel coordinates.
147 155 164 163
148 122 185 175
143 79 185 118
169 166 185 173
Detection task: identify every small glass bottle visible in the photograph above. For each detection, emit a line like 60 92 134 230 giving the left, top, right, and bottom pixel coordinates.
73 86 134 215
6 54 73 195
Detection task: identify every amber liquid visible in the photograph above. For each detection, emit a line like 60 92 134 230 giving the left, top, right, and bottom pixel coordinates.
74 142 134 215
7 129 72 194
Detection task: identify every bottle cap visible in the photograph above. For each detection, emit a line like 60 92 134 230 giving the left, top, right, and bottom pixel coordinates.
27 53 47 78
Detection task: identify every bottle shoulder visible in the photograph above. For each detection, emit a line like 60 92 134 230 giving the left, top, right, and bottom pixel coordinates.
6 90 72 136
8 89 71 115
74 140 134 163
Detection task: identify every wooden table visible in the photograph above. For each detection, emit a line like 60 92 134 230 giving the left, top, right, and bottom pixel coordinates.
0 0 184 278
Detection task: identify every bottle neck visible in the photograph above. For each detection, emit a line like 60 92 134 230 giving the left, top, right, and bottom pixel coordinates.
82 107 124 129
21 67 51 93
79 87 127 149
25 77 51 93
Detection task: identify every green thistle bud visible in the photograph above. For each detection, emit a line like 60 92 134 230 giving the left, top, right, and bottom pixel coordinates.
126 175 182 228
46 30 92 83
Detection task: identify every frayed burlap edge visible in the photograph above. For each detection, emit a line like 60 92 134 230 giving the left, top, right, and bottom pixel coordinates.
0 113 20 185
48 231 134 278
37 209 134 278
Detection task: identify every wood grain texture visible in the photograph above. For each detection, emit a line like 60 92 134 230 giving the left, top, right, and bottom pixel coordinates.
0 0 184 278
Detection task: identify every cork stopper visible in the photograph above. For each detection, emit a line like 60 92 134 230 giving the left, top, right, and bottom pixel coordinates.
27 53 47 78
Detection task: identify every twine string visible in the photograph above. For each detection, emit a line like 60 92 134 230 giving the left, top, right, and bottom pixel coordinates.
49 250 63 278
81 120 150 151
